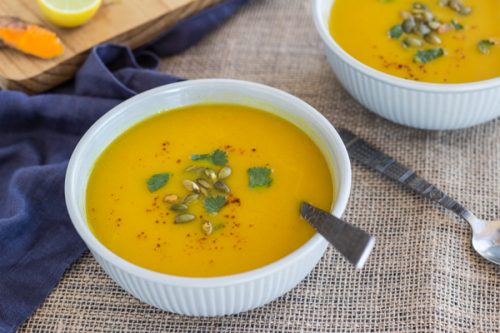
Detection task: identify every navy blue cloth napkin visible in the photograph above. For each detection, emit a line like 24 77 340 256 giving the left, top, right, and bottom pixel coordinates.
0 1 247 332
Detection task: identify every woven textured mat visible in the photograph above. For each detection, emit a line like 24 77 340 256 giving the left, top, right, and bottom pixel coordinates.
19 1 500 332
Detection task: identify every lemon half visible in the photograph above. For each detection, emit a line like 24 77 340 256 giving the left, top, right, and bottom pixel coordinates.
36 0 102 28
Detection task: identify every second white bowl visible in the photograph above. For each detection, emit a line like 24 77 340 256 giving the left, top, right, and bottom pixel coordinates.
313 0 500 130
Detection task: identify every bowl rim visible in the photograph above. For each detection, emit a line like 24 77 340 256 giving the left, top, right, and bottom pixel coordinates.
65 79 352 288
312 0 500 92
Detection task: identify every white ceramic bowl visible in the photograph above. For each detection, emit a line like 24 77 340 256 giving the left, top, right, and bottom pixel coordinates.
65 79 351 316
313 0 500 130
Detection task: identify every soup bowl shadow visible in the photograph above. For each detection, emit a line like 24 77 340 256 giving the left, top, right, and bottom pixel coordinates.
313 0 500 130
65 79 351 316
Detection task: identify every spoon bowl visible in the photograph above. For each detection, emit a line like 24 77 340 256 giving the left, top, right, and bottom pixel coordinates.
472 220 500 264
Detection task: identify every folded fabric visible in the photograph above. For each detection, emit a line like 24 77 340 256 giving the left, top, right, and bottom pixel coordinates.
0 1 248 332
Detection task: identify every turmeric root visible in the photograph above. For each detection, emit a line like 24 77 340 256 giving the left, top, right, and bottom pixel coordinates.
0 16 64 59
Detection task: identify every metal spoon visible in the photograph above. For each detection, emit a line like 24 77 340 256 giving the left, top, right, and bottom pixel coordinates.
338 128 500 265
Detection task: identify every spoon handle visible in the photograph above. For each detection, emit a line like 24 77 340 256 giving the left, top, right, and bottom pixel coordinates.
300 202 375 269
338 128 468 218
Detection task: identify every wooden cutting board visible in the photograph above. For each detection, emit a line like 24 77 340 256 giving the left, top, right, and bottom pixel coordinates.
0 0 222 93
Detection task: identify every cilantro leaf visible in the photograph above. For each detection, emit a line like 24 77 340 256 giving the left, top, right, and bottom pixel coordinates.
478 39 496 54
204 195 227 214
210 149 228 166
388 24 403 39
414 48 444 64
248 167 273 188
147 173 171 192
191 149 228 166
191 153 210 161
451 19 463 30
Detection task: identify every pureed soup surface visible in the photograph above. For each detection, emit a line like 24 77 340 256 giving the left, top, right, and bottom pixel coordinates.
86 104 334 277
330 0 500 83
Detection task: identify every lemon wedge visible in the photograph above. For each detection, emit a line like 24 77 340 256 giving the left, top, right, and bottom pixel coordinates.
36 0 102 28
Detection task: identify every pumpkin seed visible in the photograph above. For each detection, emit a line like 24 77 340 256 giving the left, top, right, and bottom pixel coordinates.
171 203 188 212
437 23 452 34
425 33 442 45
439 0 449 6
400 11 412 20
183 193 199 204
218 166 232 180
202 220 213 235
214 181 230 194
449 0 462 12
197 178 213 189
423 11 433 22
404 36 423 47
428 21 441 30
200 187 209 197
459 6 472 15
183 180 200 193
163 194 179 203
204 168 218 182
402 17 416 33
417 23 431 36
185 165 205 174
175 213 196 224
412 2 427 10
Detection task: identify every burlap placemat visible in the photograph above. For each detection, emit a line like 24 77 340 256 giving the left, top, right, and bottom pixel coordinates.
18 1 500 332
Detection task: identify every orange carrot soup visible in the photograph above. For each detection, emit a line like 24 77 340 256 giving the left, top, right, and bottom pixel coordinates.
330 0 500 83
86 104 334 277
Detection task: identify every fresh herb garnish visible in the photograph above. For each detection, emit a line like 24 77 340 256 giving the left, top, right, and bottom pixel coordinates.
478 39 496 54
451 19 463 30
389 24 403 39
191 149 228 166
147 173 171 192
414 48 444 64
248 167 273 188
204 195 227 214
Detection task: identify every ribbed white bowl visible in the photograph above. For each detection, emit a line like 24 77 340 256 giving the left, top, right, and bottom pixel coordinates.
65 79 352 316
313 0 500 130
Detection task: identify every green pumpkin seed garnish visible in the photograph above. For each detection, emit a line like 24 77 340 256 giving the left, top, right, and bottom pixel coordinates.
417 23 431 36
402 17 416 33
424 33 442 45
214 181 231 194
200 187 209 197
183 193 199 204
183 179 200 193
185 165 206 174
175 213 196 224
218 166 232 180
204 168 218 182
171 203 188 212
404 36 424 47
459 6 472 15
428 21 441 30
414 48 444 64
196 178 213 189
163 194 179 203
202 220 213 235
412 2 427 10
478 39 496 54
